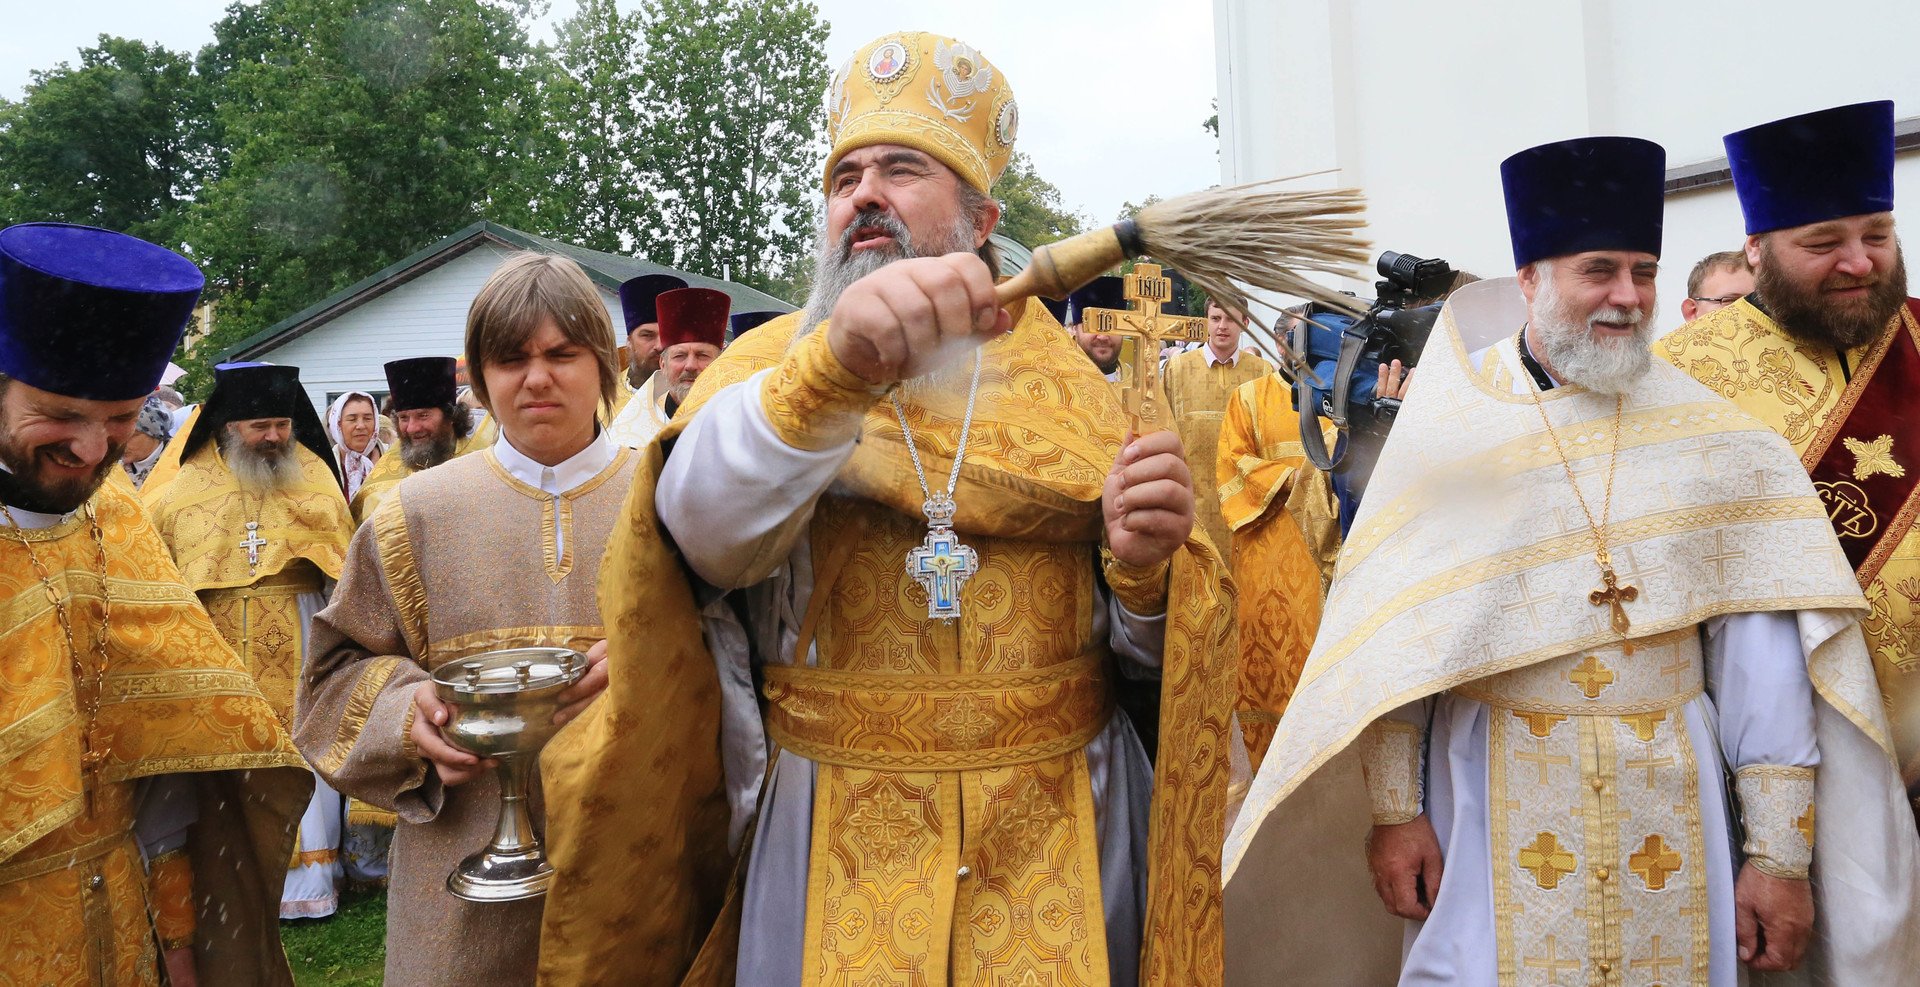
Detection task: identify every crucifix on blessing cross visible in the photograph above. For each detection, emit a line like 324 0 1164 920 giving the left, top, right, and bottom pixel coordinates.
1076 263 1207 433
905 494 977 621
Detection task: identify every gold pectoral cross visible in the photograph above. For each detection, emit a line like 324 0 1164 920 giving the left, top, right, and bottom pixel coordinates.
1077 263 1207 434
1588 566 1639 638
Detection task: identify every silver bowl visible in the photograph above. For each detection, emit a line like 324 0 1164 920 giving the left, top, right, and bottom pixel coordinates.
431 647 585 902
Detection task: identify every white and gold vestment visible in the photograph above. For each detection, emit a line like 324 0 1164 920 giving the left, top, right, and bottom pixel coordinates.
1223 279 1920 985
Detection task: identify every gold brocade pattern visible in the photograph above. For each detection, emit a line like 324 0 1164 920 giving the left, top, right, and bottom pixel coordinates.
201 566 322 729
541 303 1238 985
799 500 1109 985
1661 299 1920 784
764 652 1112 770
1217 374 1339 768
714 299 1131 542
0 785 153 987
1163 349 1273 555
143 443 350 592
1733 765 1816 879
1 483 306 984
824 32 1017 194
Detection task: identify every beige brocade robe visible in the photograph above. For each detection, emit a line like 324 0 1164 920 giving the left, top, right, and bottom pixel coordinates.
294 447 636 986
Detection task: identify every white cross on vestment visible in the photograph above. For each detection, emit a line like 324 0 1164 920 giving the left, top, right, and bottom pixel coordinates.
241 521 268 571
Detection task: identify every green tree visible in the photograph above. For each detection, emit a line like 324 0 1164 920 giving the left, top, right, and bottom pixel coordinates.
990 152 1086 249
545 0 649 253
0 37 201 244
630 0 829 296
183 0 556 384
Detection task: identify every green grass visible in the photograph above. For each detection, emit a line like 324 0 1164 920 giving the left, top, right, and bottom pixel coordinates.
281 888 387 987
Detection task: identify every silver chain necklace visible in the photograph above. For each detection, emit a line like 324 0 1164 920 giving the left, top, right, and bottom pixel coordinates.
890 350 985 621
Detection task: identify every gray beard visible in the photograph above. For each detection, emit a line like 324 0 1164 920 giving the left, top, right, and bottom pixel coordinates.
221 432 302 493
1532 276 1654 396
797 209 981 340
400 430 456 471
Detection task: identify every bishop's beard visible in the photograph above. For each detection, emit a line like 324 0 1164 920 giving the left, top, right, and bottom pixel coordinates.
1755 240 1908 351
1532 269 1654 396
797 209 983 340
221 431 302 493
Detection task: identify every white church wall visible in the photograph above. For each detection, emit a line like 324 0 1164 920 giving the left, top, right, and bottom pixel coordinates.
253 243 625 413
1215 0 1920 333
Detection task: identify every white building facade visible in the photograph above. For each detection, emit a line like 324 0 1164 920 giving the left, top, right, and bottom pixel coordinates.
1213 0 1920 332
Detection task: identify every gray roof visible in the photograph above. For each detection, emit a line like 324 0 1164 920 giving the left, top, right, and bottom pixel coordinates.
221 221 796 362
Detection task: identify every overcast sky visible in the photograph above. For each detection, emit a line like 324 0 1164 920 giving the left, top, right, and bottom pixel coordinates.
1 0 1222 226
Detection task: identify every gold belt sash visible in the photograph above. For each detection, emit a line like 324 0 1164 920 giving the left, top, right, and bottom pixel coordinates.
762 650 1113 770
0 831 129 885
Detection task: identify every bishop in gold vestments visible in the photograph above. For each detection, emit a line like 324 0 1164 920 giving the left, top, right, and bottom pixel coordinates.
0 221 309 987
1659 100 1920 804
537 30 1237 987
1216 373 1339 769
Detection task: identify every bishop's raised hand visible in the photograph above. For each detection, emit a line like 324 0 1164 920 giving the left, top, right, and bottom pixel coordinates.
827 252 1012 388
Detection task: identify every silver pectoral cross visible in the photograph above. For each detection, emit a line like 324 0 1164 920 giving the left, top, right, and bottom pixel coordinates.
241 521 268 573
905 495 979 621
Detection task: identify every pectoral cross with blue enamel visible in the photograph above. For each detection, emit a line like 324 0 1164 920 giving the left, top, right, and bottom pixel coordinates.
905 494 978 621
241 522 268 574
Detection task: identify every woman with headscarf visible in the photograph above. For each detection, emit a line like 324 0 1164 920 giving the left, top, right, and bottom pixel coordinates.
326 390 384 500
121 393 174 487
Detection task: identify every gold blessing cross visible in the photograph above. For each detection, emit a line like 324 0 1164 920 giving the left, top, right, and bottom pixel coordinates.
1077 263 1207 433
1588 566 1638 637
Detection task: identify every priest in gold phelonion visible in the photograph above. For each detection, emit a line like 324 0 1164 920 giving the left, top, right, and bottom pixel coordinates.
1223 137 1920 984
536 29 1244 986
0 222 311 986
142 360 355 920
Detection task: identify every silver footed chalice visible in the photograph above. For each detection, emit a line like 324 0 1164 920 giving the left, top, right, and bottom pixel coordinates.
431 646 586 902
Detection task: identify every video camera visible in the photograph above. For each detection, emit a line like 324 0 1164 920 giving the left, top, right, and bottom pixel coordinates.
1292 251 1455 478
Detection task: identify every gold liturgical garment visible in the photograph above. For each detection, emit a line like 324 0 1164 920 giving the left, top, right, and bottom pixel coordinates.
1164 346 1273 555
539 301 1240 986
143 442 351 726
0 482 310 987
1216 373 1340 769
297 446 640 986
1661 298 1920 787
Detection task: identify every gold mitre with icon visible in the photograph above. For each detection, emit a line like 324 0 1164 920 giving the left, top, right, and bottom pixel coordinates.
824 31 1018 193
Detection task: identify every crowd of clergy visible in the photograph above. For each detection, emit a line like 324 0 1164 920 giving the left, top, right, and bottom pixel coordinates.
2 25 1919 987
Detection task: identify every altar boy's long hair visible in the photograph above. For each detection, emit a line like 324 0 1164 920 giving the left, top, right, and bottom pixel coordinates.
465 252 620 415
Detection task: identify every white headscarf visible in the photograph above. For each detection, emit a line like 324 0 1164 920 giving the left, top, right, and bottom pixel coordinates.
326 391 385 499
